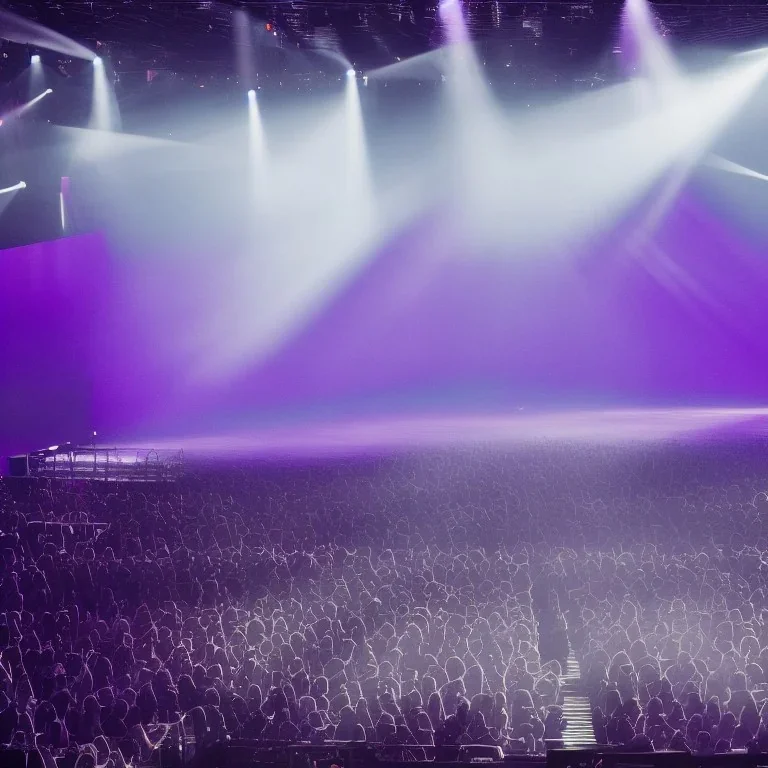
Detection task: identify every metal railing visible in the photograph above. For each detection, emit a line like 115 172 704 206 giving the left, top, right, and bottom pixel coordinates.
23 445 183 482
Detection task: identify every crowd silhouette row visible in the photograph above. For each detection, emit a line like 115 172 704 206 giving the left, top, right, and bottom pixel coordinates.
2 440 768 766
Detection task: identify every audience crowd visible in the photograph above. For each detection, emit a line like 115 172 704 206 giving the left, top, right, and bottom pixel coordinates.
1 440 768 766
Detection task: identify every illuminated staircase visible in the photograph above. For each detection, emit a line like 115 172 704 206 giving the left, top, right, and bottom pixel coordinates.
559 651 597 746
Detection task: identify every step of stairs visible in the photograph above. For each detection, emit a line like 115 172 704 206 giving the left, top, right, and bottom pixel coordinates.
559 651 597 747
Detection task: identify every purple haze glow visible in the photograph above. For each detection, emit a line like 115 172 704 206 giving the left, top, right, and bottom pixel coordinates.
2 185 768 457
217 191 768 422
0 232 110 457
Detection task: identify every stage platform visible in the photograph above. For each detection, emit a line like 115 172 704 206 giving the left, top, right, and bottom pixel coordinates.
113 406 768 462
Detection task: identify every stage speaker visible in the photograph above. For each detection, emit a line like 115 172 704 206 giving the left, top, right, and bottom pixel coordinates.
7 455 28 477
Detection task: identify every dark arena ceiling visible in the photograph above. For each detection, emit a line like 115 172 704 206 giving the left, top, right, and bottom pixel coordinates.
2 0 768 151
2 0 768 248
3 0 768 93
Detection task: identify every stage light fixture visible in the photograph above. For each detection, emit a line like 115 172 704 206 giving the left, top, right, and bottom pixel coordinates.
31 54 41 64
347 69 356 78
247 89 256 98
93 56 102 65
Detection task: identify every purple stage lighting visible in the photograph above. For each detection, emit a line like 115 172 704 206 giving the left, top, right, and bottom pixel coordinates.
439 0 470 46
0 233 109 457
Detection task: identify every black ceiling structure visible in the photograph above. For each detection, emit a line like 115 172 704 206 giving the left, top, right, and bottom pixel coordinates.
2 0 768 88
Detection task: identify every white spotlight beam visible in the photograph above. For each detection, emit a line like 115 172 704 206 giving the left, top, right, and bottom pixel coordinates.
437 0 500 203
438 1 494 114
90 57 121 132
0 8 95 60
629 53 768 242
64 123 184 164
247 89 267 201
60 176 70 234
0 181 26 195
622 0 681 90
439 0 470 46
344 66 372 207
1 88 53 122
706 154 768 182
190 84 382 383
366 49 447 82
29 88 52 105
733 47 768 59
314 49 351 71
451 53 768 256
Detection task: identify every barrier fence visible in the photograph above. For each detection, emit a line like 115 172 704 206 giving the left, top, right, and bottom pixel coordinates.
4 739 768 768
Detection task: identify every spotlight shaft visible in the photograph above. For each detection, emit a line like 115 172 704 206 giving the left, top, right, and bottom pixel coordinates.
0 88 53 122
0 181 26 195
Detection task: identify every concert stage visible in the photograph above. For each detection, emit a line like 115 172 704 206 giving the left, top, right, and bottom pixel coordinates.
7 442 183 482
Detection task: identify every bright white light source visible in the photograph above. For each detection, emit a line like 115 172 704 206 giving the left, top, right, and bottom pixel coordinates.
247 84 266 187
93 56 102 65
30 54 41 64
45 88 53 94
346 69 356 78
0 181 26 195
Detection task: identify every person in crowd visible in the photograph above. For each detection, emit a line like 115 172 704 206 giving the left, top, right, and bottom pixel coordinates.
0 444 767 764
